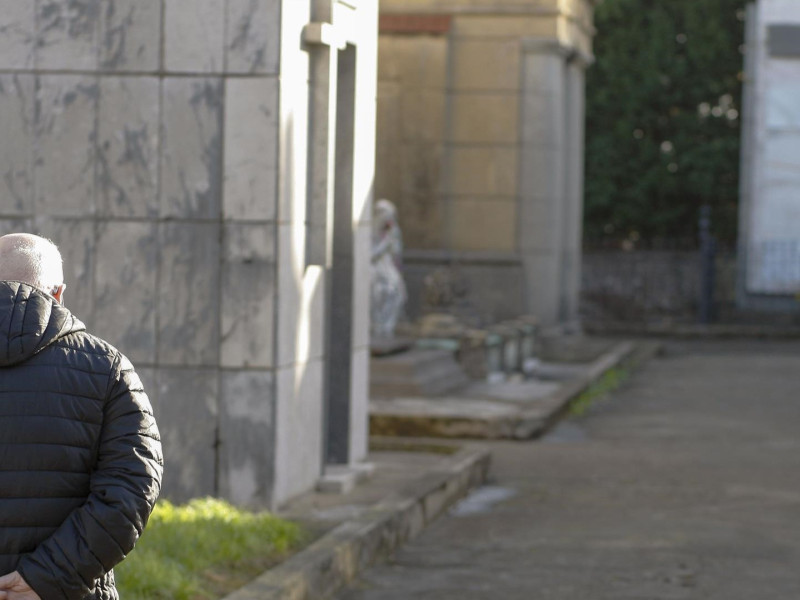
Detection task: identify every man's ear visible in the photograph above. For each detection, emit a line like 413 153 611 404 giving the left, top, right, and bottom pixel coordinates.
53 283 66 304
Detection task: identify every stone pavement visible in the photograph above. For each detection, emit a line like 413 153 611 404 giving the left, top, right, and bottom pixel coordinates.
223 336 643 600
336 339 800 599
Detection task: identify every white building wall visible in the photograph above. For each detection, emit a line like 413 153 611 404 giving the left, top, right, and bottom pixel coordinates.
743 0 800 295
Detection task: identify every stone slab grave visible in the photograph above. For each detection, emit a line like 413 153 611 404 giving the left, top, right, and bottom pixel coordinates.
369 340 639 440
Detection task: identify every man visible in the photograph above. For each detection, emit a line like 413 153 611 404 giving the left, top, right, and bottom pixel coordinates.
0 233 163 600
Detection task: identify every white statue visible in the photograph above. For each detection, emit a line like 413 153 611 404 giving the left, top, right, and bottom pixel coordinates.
371 199 407 340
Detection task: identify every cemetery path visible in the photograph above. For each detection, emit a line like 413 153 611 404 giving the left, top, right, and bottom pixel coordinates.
335 339 800 599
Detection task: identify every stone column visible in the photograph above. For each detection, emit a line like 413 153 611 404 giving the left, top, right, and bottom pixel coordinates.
519 39 570 326
559 57 588 329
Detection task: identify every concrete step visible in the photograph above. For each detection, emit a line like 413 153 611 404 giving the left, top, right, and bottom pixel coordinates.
370 348 470 398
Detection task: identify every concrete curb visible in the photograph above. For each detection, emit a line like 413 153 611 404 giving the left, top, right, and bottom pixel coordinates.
516 339 661 437
222 447 491 600
584 320 800 339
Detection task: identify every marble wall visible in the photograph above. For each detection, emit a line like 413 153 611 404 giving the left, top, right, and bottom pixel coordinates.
740 0 800 299
0 0 373 508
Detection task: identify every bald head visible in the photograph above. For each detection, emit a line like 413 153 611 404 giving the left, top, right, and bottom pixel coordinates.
0 233 65 297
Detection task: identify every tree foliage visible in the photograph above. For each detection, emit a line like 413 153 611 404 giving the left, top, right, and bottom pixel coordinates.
584 0 746 245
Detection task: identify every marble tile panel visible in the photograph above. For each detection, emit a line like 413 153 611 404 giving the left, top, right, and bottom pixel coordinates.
99 0 161 72
160 77 223 219
0 219 34 236
97 77 159 217
223 78 278 221
218 370 275 505
137 367 157 406
348 346 369 462
225 0 280 75
36 0 101 70
273 359 324 505
223 222 276 263
220 261 275 369
221 223 276 368
351 222 371 349
34 75 98 217
164 0 224 73
0 75 35 216
0 1 35 69
157 221 221 366
39 218 95 328
153 367 219 502
94 221 158 364
275 222 302 367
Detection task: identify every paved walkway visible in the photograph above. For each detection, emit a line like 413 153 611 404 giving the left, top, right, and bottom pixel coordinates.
336 340 800 599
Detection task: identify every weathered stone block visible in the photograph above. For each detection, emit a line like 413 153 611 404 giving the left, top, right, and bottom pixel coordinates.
521 49 566 95
520 253 560 324
157 222 221 366
450 145 518 197
223 78 278 221
520 90 562 145
35 76 98 217
399 142 442 196
99 0 161 72
0 1 35 69
164 0 224 73
94 221 158 364
400 91 445 143
36 0 101 71
519 143 564 222
378 36 447 89
225 0 280 75
449 198 517 252
220 230 276 368
450 15 556 38
97 77 159 217
451 39 521 91
519 193 557 253
219 370 275 505
0 75 35 216
450 93 519 144
160 77 223 219
153 368 218 502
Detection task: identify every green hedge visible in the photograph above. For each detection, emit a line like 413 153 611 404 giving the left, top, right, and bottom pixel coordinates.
585 0 746 245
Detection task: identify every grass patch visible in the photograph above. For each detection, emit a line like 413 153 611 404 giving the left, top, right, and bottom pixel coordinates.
569 367 629 417
115 498 306 600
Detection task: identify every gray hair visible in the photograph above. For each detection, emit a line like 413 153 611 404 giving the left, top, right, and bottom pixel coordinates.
0 233 64 294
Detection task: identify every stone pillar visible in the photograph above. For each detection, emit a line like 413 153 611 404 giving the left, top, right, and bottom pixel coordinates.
519 39 570 326
560 58 588 329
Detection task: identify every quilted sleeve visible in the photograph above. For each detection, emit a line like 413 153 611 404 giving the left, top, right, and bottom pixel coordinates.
16 353 164 600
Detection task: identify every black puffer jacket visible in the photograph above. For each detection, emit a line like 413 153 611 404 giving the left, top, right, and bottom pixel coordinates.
0 281 163 600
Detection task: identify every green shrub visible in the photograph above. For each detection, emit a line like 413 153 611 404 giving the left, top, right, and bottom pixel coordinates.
115 497 305 600
585 0 746 245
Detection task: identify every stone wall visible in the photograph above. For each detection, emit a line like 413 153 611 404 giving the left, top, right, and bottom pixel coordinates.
581 249 738 323
0 0 376 508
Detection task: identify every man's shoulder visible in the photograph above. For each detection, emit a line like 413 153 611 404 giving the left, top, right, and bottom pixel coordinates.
51 328 127 371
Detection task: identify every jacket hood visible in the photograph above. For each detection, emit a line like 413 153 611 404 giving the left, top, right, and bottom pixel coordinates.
0 280 86 367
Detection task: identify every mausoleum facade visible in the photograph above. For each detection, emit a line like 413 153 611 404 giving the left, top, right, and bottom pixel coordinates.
0 0 377 508
376 0 598 329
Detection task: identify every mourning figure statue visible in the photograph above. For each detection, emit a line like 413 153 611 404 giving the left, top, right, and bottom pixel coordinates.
371 199 407 340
